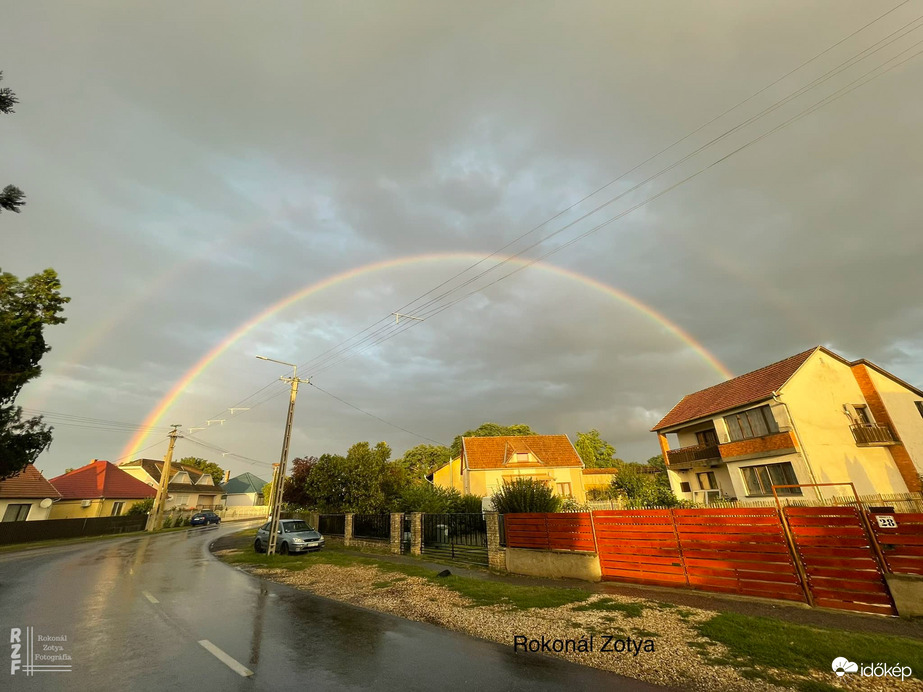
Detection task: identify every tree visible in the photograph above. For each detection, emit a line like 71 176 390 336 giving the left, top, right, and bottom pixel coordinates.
283 455 317 506
398 444 451 481
0 269 69 479
180 456 225 485
126 498 154 516
609 460 679 508
0 72 25 213
303 442 402 513
449 422 538 458
574 429 617 468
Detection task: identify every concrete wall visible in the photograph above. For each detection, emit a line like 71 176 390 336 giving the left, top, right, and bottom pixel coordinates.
0 499 51 522
225 492 261 507
781 351 909 497
505 547 601 582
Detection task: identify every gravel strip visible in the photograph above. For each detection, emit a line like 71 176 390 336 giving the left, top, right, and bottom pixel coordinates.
218 552 921 692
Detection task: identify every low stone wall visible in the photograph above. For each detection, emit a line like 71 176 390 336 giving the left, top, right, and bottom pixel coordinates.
346 537 392 553
505 547 601 582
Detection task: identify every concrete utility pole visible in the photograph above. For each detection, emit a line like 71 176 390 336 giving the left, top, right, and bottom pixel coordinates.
146 424 182 532
256 356 309 555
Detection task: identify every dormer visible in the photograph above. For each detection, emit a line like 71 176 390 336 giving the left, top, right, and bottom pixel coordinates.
170 469 192 485
195 474 214 486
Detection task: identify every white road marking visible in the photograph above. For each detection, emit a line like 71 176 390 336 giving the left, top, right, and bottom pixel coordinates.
198 639 254 677
142 590 159 604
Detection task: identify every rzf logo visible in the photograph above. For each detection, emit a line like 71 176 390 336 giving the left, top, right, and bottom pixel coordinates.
10 628 22 675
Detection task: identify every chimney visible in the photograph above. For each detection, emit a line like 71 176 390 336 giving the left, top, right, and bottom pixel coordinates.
223 469 231 484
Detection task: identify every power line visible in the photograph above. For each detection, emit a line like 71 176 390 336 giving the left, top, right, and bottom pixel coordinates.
308 381 445 445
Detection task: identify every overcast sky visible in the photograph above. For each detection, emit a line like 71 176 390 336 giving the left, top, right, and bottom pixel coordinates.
3 1 922 480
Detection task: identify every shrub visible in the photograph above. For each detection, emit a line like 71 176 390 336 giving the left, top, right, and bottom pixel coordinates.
162 515 174 529
452 493 484 513
397 484 461 513
126 498 154 516
490 478 562 514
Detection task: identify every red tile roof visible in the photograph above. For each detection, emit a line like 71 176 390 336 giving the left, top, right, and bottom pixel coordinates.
0 464 62 499
462 435 583 469
50 460 157 500
652 348 817 431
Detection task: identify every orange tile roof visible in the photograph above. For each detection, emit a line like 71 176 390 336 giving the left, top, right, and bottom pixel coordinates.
462 435 582 469
652 348 816 431
0 464 62 499
50 460 157 500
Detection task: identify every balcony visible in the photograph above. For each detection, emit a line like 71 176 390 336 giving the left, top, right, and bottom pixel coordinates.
665 444 721 469
850 423 897 446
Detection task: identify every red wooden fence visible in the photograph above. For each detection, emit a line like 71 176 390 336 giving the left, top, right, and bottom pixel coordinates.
782 506 895 616
673 508 804 602
594 510 686 587
504 513 595 552
869 512 923 576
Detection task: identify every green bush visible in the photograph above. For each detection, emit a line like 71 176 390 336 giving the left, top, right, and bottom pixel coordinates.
452 493 484 513
162 515 174 529
126 498 154 516
490 478 562 514
397 484 461 513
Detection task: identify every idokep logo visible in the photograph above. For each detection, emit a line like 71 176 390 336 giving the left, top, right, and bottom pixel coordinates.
832 657 858 676
832 656 912 681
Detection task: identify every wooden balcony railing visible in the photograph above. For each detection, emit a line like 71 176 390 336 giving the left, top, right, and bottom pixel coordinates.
850 423 897 446
666 444 721 468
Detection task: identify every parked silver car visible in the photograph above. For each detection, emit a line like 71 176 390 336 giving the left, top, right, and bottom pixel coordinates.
254 519 325 555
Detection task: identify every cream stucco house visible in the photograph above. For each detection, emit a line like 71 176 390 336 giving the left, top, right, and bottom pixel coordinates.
119 459 225 509
429 435 587 502
0 465 59 522
652 346 923 504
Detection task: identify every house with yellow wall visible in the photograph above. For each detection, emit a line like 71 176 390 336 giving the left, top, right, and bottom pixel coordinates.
49 460 156 518
118 459 225 509
652 346 923 504
429 435 587 502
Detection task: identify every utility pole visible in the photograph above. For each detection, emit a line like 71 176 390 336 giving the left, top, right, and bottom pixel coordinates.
256 356 309 555
146 425 182 532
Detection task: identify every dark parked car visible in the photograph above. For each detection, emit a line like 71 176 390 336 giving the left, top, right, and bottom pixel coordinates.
254 519 324 554
190 511 221 526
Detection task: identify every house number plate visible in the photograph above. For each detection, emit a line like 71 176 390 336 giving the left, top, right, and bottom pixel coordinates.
875 515 897 529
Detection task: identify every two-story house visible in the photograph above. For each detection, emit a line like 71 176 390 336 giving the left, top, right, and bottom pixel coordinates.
118 459 225 509
652 346 923 504
429 435 588 502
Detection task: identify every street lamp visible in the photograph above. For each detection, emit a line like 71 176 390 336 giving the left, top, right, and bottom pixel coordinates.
256 355 309 555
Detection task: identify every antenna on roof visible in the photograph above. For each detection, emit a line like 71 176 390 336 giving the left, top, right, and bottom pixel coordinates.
206 419 226 426
188 427 205 433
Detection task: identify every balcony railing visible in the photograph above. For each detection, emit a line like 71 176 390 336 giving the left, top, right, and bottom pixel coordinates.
666 443 721 468
850 423 897 446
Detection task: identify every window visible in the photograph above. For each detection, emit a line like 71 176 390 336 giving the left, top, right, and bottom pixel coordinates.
2 504 31 522
741 462 801 496
514 452 530 463
697 472 718 491
915 401 923 418
173 495 188 506
110 502 124 516
556 482 572 497
724 405 779 442
853 405 872 425
695 429 719 446
679 482 691 493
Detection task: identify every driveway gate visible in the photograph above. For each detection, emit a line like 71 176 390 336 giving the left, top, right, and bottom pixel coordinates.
422 513 488 565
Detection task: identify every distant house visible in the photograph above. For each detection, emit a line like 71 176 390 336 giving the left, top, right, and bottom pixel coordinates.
0 465 60 522
223 472 269 507
429 435 587 502
652 346 923 504
49 460 156 518
118 459 225 510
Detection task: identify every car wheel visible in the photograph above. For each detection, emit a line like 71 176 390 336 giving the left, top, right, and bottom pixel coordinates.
279 542 290 555
254 538 263 553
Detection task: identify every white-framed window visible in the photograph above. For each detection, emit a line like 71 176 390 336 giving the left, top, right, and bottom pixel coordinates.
110 502 124 516
173 495 188 506
556 482 573 497
724 405 779 442
515 452 530 463
697 471 718 491
2 503 31 522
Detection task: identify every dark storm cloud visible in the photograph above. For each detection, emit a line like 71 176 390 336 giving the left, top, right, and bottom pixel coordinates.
3 1 921 473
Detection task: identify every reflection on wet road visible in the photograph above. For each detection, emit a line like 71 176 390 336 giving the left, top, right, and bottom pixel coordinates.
0 524 667 690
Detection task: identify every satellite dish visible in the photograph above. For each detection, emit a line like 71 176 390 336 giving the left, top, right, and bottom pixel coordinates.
40 498 53 509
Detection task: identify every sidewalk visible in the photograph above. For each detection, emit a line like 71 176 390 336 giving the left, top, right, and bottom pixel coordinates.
347 546 923 641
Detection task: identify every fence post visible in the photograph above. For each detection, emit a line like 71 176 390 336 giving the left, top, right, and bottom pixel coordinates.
390 513 403 554
776 505 814 606
485 512 505 571
344 513 354 548
309 512 320 530
410 512 422 555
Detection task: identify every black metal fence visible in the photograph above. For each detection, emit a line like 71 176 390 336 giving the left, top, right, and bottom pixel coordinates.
352 513 390 541
422 513 488 565
498 513 506 547
0 515 147 546
318 514 346 536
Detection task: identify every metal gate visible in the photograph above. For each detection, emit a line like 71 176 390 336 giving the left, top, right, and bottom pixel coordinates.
400 514 411 554
422 513 488 565
783 505 896 615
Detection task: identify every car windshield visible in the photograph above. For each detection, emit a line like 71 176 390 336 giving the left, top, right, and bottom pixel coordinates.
284 521 312 533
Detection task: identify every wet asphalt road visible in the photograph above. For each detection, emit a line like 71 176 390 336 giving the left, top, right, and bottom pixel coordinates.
0 523 670 691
